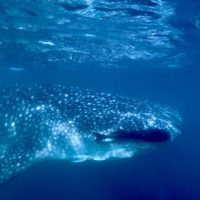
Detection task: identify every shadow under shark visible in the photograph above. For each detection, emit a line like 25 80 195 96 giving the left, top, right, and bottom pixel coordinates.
0 84 182 184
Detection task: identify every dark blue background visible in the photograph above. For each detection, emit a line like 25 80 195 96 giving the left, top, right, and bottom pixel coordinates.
0 0 200 199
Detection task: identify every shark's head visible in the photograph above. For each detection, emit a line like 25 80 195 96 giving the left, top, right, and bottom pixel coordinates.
57 88 182 161
93 108 180 143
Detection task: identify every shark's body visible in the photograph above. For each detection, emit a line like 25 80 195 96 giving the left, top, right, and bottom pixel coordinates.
0 84 181 184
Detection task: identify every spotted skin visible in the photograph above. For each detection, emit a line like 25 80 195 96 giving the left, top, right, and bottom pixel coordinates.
0 84 181 184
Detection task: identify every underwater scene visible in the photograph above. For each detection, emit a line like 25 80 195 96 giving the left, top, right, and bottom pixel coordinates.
0 0 200 199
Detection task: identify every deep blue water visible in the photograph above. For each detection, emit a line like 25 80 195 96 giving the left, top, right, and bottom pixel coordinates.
0 0 200 199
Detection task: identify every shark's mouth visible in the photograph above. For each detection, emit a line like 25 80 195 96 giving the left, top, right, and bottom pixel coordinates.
95 129 170 143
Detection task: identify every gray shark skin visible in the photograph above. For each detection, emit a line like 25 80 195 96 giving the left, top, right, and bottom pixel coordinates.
0 84 181 184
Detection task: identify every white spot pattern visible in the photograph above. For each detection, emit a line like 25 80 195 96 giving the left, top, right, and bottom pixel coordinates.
0 84 181 184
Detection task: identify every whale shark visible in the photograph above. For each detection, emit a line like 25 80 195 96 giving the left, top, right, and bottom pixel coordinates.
0 84 181 184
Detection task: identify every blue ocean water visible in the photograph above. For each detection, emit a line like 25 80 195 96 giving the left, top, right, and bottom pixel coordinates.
0 0 200 199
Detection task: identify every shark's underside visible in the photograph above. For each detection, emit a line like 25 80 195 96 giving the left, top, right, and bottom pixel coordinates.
0 84 181 184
